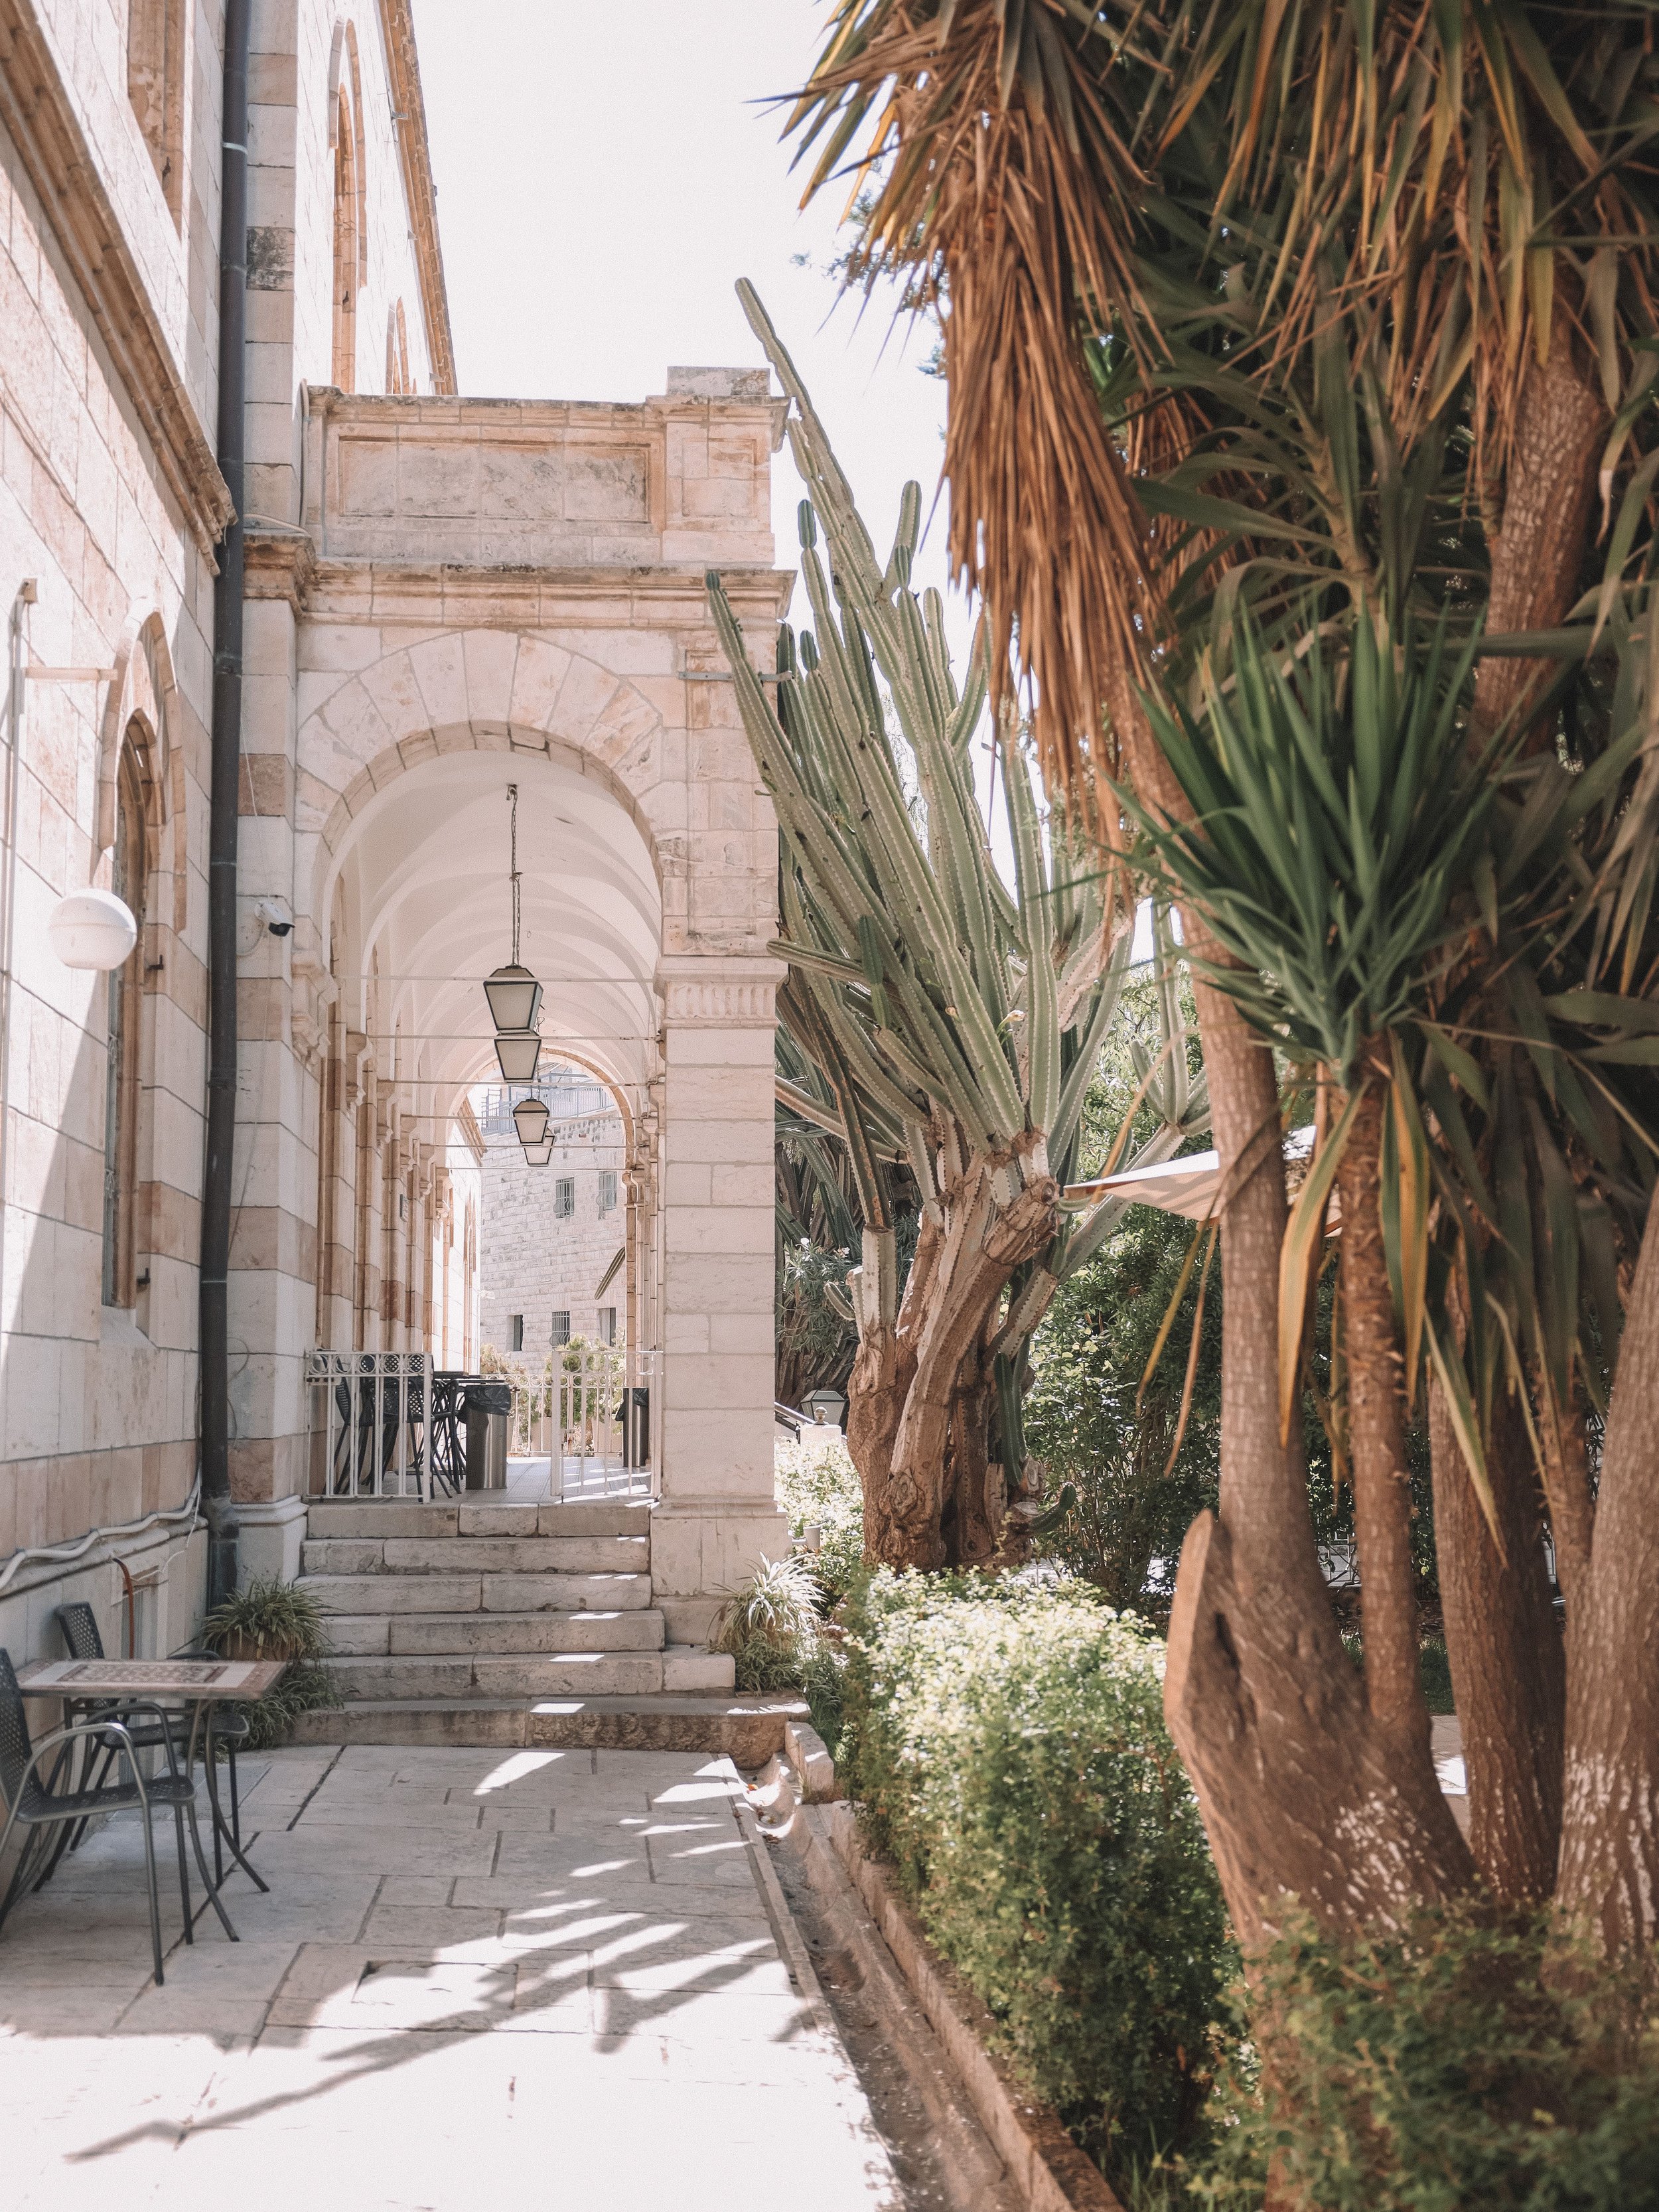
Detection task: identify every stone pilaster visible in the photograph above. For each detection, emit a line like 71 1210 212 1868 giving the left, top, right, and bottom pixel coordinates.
650 954 788 1644
226 585 319 1506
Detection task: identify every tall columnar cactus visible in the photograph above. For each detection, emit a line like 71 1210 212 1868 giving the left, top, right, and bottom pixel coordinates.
709 285 1206 1568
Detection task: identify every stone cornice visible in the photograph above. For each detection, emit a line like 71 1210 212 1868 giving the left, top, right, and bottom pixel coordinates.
0 0 233 557
292 555 795 627
307 389 786 433
245 526 320 610
376 0 457 396
655 954 786 1029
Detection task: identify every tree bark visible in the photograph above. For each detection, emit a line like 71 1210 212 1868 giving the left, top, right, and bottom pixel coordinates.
1163 974 1475 1943
1105 673 1477 1941
1534 1364 1595 1625
1431 1378 1565 1903
1473 319 1607 743
846 1130 1056 1570
1336 1065 1427 1747
1555 1196 1659 1984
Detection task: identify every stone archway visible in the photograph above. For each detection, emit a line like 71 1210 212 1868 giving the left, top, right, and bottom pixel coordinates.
236 394 793 1629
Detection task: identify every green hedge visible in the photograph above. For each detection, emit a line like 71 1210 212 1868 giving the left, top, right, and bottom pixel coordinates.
1189 1903 1659 2211
839 1572 1233 2185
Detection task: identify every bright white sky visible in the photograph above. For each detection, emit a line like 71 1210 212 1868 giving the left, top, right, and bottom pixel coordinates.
408 1 957 622
406 0 1070 902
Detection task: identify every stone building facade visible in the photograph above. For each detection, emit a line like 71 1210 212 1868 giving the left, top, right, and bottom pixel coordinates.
0 0 788 1662
476 1069 626 1360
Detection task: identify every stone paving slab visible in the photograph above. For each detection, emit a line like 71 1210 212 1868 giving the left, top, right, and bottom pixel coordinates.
0 1743 901 2211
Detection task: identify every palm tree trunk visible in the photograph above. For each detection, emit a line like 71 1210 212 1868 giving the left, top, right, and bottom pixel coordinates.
1430 1378 1565 1903
1336 1067 1426 1744
1555 1198 1659 1991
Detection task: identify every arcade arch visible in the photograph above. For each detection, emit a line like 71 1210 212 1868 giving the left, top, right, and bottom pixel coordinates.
311 743 663 1364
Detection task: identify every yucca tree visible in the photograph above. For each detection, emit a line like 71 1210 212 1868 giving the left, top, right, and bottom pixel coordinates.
787 0 1659 1995
709 285 1206 1570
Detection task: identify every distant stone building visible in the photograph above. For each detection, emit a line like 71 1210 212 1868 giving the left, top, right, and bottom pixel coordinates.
477 1069 626 1358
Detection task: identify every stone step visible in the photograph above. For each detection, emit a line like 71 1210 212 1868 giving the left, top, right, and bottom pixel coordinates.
329 1653 670 1700
289 1682 804 1761
300 1535 648 1577
305 1501 650 1540
320 1609 668 1658
297 1571 654 1616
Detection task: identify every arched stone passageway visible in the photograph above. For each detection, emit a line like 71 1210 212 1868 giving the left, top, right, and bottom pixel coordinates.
232 375 794 1635
311 743 660 1376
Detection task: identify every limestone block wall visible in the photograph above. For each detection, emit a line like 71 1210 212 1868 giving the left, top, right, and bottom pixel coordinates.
476 1092 626 1359
33 0 223 427
0 9 226 1615
246 0 447 531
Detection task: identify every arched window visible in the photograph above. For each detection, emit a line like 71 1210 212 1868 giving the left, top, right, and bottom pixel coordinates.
102 731 151 1308
129 0 185 224
330 81 361 390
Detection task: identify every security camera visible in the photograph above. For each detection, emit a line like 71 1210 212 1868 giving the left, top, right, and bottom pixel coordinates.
254 897 293 938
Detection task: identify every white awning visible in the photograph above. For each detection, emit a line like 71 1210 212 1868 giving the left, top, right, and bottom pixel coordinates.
1073 1127 1318 1220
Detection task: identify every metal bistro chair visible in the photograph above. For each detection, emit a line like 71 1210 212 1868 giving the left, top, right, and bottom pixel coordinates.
38 1606 265 1900
330 1365 431 1497
427 1371 468 1497
0 1650 234 1986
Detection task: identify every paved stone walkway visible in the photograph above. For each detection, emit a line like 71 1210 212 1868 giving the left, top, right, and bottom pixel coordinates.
0 1745 898 2210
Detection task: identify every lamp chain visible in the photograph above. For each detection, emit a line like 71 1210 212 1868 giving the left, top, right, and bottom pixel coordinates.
508 782 520 967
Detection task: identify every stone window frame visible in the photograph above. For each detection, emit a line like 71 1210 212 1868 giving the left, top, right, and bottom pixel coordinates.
551 1310 571 1347
598 1307 616 1347
598 1168 617 1215
128 0 186 226
553 1177 575 1220
509 1313 524 1351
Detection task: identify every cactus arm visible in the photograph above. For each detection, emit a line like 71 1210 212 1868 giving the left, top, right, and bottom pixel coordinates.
1000 718 1060 1138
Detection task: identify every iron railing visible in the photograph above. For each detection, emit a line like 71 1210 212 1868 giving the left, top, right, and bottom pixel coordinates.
305 1351 441 1499
305 1347 659 1501
505 1345 658 1500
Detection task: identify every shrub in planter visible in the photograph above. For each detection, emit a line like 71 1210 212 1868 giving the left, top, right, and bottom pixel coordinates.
708 1554 826 1694
840 1572 1233 2186
1187 1903 1659 2211
774 1434 865 1609
200 1576 342 1751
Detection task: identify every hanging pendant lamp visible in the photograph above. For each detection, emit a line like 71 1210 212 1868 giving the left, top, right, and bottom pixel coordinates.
522 1138 554 1167
483 782 543 1038
513 1095 551 1148
493 1031 541 1083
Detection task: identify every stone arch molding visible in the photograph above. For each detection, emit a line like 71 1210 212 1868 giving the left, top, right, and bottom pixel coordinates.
299 630 668 893
97 611 177 852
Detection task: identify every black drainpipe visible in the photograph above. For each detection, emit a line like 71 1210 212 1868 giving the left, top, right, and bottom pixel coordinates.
201 0 251 1606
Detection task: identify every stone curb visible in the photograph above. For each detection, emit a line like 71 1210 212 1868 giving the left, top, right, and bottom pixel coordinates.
784 1713 843 1800
822 1801 1122 2212
732 1793 905 2208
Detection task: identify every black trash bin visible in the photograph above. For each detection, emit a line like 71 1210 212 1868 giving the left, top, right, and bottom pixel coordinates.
461 1380 511 1490
620 1385 650 1471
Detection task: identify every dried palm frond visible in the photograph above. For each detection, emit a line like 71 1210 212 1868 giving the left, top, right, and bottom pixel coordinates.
790 1 1659 808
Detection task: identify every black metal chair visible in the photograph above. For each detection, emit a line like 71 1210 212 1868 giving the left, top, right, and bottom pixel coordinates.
329 1364 430 1496
0 1650 233 1986
42 1605 265 1900
428 1372 468 1495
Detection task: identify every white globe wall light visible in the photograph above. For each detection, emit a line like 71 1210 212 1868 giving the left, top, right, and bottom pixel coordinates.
48 888 137 971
